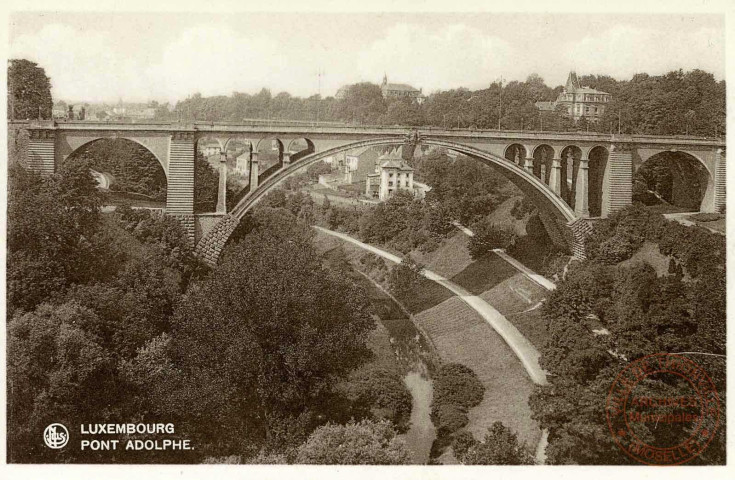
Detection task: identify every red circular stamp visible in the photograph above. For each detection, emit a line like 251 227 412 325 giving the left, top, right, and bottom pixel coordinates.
606 353 720 465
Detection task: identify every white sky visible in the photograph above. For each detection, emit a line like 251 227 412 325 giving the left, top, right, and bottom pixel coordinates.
8 11 725 104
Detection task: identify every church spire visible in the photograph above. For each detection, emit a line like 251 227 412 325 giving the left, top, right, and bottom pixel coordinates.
382 73 387 86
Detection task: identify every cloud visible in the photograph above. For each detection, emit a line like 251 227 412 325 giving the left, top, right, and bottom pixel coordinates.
564 25 724 80
10 18 725 104
11 23 146 102
357 23 517 93
144 25 287 101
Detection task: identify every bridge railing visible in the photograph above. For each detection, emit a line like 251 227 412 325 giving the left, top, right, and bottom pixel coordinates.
17 119 724 143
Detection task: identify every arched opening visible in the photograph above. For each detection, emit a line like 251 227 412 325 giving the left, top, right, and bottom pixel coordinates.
533 145 554 184
587 146 608 217
504 144 527 166
287 137 316 163
633 151 710 212
223 138 254 210
195 136 226 213
560 145 582 209
255 137 284 185
66 138 167 208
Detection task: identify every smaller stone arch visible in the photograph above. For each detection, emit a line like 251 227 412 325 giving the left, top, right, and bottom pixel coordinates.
197 135 226 161
533 144 554 184
587 145 609 217
504 144 527 166
560 145 582 208
286 137 316 163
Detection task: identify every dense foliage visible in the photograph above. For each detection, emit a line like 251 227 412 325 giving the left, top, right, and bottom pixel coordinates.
7 163 200 462
7 161 392 463
8 59 53 120
128 208 376 458
295 419 410 465
530 205 726 465
152 69 724 136
467 218 517 259
452 422 534 465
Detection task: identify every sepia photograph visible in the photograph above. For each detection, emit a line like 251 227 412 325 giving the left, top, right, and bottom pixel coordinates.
2 1 731 477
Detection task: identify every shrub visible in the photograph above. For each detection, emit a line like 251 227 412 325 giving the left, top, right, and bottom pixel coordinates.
467 219 516 259
432 403 468 436
433 363 485 410
430 363 485 438
459 422 534 465
451 430 477 458
343 367 412 433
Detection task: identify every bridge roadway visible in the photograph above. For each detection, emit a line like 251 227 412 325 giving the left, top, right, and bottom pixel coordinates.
15 120 726 265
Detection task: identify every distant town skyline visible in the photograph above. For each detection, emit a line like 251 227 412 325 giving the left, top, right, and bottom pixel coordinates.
10 12 725 104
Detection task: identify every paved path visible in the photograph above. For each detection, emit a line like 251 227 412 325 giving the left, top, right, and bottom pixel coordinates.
492 249 556 291
314 226 548 386
663 212 725 236
451 222 556 291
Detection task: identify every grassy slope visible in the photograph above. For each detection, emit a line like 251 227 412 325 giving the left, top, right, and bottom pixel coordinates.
412 297 541 450
314 227 549 456
410 232 474 278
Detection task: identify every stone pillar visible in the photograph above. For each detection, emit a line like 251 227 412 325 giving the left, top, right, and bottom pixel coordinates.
605 144 633 216
524 156 534 174
548 157 562 195
249 151 260 191
574 156 590 217
714 147 726 213
167 131 196 246
216 155 227 214
27 129 56 175
283 151 292 167
167 131 195 215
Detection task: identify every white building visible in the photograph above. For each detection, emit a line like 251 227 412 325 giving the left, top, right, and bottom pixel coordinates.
365 153 416 201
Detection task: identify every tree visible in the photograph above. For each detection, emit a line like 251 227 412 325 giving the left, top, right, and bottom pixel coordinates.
137 208 375 457
8 303 117 462
8 59 53 120
467 218 516 259
457 422 534 465
296 419 410 464
7 161 103 313
387 255 424 299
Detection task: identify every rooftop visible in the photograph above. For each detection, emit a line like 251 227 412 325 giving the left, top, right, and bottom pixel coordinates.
383 83 420 92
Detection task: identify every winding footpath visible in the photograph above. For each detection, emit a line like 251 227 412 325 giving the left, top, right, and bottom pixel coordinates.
314 226 548 386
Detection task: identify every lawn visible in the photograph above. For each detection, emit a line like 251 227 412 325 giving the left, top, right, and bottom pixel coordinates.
413 296 542 453
449 251 519 295
410 231 474 279
687 212 726 234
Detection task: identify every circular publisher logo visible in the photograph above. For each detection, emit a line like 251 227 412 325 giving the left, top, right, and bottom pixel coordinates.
43 423 69 449
606 353 720 465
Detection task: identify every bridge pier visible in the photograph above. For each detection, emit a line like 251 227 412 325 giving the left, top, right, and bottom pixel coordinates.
523 155 534 174
216 154 228 214
548 157 562 196
604 144 633 217
27 128 56 175
283 151 292 166
167 131 196 245
249 151 260 191
714 148 726 213
574 156 590 217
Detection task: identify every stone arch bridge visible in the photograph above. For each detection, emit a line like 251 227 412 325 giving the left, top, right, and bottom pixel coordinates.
20 121 725 265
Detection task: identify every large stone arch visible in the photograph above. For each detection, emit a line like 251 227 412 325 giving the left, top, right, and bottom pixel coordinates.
196 137 578 265
63 136 168 178
633 150 713 211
